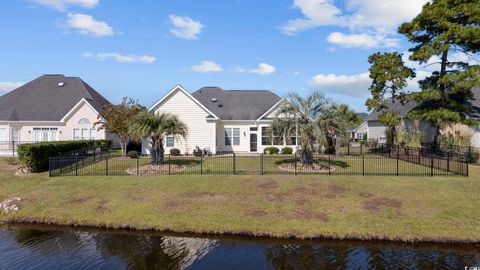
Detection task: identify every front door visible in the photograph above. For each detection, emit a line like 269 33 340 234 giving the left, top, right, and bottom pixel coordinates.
250 133 257 152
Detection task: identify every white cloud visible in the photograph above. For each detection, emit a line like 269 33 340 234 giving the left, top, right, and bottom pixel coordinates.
308 72 371 97
191 61 223 73
0 82 25 94
33 0 99 11
82 52 156 63
235 63 277 75
326 32 399 48
283 0 430 48
169 15 204 40
65 13 113 37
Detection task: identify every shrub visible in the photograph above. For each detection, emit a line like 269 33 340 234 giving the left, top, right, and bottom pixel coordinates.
170 148 181 156
468 151 479 164
17 140 111 172
127 150 139 159
263 147 279 155
193 147 203 157
281 147 293 154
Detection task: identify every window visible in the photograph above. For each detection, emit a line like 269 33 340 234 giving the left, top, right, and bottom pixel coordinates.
90 129 96 140
81 129 89 140
166 136 175 147
272 129 282 145
33 128 58 142
287 129 298 145
10 128 19 142
249 127 258 131
225 128 240 146
261 127 272 146
0 128 5 142
73 129 81 140
78 118 91 125
356 133 364 140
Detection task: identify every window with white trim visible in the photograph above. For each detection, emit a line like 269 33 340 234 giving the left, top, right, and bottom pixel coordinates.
225 128 240 146
90 129 96 140
73 129 81 140
78 118 91 125
0 128 6 142
261 127 272 146
32 128 58 142
11 128 20 142
81 128 89 140
74 128 97 140
166 136 175 147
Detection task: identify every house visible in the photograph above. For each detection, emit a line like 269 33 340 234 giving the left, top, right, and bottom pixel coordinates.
144 85 297 155
358 87 480 147
348 112 368 141
0 74 113 155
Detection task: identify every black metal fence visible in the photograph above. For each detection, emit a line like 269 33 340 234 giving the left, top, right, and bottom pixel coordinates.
0 141 31 157
49 144 468 177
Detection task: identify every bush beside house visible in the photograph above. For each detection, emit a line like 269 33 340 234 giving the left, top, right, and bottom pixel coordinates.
18 140 111 172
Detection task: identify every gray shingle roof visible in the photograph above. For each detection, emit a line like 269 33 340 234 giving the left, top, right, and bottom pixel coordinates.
0 74 110 121
365 87 480 121
192 87 281 120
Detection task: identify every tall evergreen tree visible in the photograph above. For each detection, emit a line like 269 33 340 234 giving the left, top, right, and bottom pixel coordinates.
366 52 415 145
398 0 480 147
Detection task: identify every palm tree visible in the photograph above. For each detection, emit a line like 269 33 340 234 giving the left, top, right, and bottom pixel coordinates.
317 104 359 154
130 112 188 165
271 91 331 166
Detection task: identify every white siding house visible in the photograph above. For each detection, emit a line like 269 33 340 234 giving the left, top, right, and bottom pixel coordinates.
144 85 298 155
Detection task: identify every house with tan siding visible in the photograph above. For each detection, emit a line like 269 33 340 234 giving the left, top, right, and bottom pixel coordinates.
144 85 298 155
0 74 114 156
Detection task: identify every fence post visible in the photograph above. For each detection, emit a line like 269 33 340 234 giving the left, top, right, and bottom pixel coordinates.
200 154 203 175
360 143 363 155
75 156 78 176
447 146 451 172
233 153 236 175
362 154 365 176
49 158 52 177
294 152 297 175
136 157 139 176
168 154 171 175
105 153 109 176
430 154 434 177
466 154 469 177
260 154 264 175
396 145 399 176
328 153 331 175
347 142 350 156
12 141 15 157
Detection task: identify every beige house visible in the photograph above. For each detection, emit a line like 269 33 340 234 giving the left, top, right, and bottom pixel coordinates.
144 85 298 155
0 74 113 156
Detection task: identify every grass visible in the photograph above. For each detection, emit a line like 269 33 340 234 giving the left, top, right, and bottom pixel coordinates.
0 157 479 243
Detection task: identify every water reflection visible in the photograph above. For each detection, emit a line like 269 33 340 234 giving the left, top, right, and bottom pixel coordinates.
0 225 478 270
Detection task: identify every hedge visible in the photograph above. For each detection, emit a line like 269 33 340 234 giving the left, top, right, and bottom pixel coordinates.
263 147 280 155
18 140 111 172
281 147 293 154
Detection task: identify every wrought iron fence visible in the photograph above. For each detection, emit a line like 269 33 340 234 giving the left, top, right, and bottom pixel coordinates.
49 144 468 177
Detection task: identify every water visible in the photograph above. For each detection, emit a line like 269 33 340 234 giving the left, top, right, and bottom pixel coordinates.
0 224 478 270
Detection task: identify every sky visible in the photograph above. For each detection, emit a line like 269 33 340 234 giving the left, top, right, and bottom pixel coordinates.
0 0 436 112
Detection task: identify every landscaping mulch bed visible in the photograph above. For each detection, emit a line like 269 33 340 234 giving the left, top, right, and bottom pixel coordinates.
278 163 336 173
126 164 185 175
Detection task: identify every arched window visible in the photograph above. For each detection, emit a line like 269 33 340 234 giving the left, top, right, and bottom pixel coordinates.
78 118 91 125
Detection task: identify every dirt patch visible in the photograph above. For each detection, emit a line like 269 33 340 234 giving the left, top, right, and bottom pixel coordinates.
283 187 319 197
323 194 336 199
278 163 335 174
359 192 374 198
243 209 268 217
291 209 329 221
295 198 310 206
126 164 185 176
364 197 402 213
183 191 227 200
265 193 285 202
163 199 186 209
329 185 348 194
123 191 145 202
96 200 109 213
257 181 279 190
67 196 91 204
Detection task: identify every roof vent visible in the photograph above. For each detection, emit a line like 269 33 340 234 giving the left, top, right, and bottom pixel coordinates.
211 98 217 102
218 104 223 108
58 82 65 87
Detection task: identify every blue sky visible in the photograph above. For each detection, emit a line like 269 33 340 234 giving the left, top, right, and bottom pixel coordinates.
0 0 432 112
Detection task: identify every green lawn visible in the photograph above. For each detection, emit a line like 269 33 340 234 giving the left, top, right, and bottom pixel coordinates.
52 153 464 177
0 157 478 243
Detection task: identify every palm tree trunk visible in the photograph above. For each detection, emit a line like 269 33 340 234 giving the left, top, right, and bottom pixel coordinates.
300 147 313 166
158 142 165 164
150 141 159 165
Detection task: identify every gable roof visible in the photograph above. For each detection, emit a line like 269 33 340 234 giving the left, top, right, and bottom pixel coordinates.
0 74 110 121
192 87 281 120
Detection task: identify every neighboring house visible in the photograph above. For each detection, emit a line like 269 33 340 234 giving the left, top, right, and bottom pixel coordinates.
348 112 368 141
358 87 480 147
144 85 297 155
0 74 113 155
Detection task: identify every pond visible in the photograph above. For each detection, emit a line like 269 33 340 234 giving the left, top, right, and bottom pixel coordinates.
0 224 478 270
